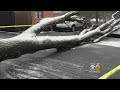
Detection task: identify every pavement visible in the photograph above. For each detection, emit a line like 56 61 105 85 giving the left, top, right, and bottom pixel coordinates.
108 70 120 79
0 31 120 79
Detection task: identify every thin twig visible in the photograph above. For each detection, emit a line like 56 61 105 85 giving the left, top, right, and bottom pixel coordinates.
112 11 119 19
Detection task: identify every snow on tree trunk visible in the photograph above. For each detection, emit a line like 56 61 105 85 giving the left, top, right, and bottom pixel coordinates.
0 11 120 62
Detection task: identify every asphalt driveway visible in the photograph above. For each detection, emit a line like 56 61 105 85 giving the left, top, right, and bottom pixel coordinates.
0 31 120 79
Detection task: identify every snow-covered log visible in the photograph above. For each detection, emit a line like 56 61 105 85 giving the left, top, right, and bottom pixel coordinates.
0 11 120 61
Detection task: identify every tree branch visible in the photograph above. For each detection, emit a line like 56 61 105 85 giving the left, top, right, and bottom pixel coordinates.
18 11 79 37
112 11 119 19
0 11 120 62
93 25 120 43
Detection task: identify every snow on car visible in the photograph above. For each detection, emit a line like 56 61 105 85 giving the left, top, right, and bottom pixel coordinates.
51 16 92 32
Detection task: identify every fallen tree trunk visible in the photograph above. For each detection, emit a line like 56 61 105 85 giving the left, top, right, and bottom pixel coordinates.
0 11 120 62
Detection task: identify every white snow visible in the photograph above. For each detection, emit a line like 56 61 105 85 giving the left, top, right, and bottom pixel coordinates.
90 18 104 22
96 38 120 48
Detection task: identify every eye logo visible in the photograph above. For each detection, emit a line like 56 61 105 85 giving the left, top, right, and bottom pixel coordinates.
90 63 100 73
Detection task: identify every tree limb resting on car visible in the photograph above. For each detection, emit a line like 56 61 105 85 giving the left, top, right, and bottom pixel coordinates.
0 11 120 61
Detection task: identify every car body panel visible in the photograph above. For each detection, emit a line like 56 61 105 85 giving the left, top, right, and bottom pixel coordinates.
56 21 84 29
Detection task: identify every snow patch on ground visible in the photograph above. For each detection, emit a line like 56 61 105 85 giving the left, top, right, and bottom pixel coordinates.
96 38 120 48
